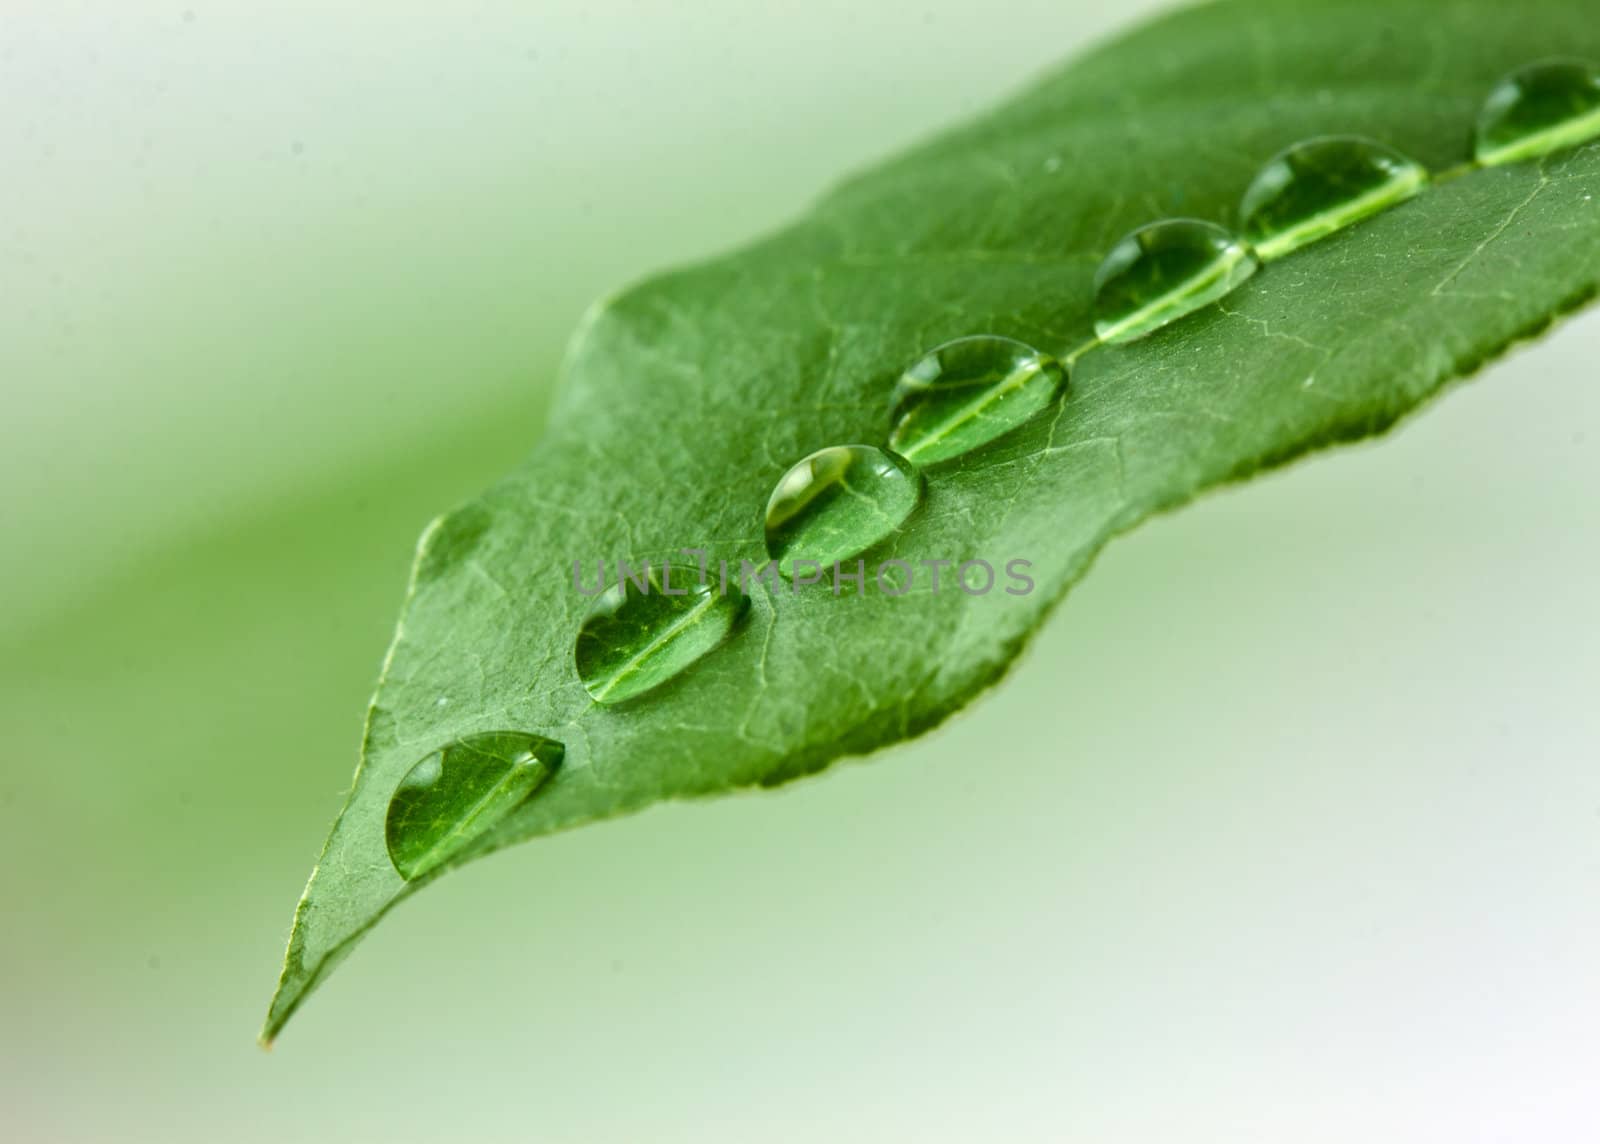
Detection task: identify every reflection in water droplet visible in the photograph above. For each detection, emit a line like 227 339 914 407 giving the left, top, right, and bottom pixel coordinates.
384 731 563 880
1092 219 1259 344
764 445 922 578
575 567 749 704
1239 135 1429 259
1475 58 1600 166
887 336 1067 465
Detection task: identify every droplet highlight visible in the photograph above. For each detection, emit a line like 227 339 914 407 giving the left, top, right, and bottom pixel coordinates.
1475 58 1600 167
1239 135 1429 259
887 336 1067 465
1092 219 1260 344
575 567 749 704
384 731 563 880
764 445 922 578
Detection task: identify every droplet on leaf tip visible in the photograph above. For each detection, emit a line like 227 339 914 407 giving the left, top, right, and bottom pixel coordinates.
384 731 563 880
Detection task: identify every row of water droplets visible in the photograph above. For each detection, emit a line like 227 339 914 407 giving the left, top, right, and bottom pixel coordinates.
384 59 1600 882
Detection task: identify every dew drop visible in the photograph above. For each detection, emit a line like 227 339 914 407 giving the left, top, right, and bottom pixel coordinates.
1238 135 1429 259
887 336 1067 465
1092 218 1259 344
1474 58 1600 166
764 445 922 578
575 567 749 704
384 731 563 880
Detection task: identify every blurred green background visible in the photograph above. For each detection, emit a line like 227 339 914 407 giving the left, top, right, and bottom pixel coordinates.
4 2 1597 1140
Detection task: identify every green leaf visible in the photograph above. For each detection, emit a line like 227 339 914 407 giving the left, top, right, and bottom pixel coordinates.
264 0 1600 1040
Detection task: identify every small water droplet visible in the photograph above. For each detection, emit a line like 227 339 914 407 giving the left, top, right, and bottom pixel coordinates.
1239 135 1429 259
1474 58 1600 166
384 731 563 880
887 336 1067 465
575 568 749 704
764 445 922 578
1092 219 1259 344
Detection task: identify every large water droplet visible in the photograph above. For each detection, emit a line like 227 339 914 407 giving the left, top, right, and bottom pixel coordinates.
887 336 1067 465
1092 219 1259 344
764 445 922 578
1239 135 1429 259
1474 58 1600 166
575 568 749 704
384 731 563 880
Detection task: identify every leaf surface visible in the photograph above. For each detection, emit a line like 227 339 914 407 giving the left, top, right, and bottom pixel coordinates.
265 0 1600 1039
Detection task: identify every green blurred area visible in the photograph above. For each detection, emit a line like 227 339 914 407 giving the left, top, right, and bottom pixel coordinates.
3 3 1598 1141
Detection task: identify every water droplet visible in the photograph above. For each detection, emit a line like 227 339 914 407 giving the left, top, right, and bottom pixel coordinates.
1474 58 1600 166
887 336 1067 465
764 445 922 578
575 567 749 704
1092 219 1259 344
384 731 563 880
1238 135 1429 259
